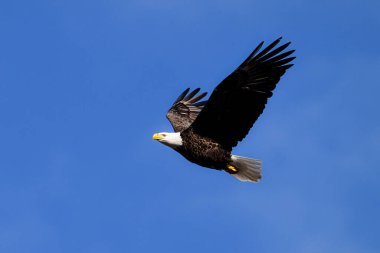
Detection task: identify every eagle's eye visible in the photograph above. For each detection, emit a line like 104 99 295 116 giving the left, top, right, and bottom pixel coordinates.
162 134 167 137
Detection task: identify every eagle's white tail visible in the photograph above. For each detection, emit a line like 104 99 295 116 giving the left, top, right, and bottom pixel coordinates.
229 155 262 182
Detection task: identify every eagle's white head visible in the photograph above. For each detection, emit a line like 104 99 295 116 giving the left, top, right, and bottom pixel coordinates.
152 132 183 148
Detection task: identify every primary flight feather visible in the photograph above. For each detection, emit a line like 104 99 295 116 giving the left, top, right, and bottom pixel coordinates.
153 37 295 182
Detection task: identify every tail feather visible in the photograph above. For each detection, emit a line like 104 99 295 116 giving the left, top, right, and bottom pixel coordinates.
229 155 262 182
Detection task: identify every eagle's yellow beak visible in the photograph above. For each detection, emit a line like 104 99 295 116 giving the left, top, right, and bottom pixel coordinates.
152 133 163 140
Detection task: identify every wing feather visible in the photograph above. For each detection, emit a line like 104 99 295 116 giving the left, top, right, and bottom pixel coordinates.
172 88 190 105
166 88 208 132
190 38 295 150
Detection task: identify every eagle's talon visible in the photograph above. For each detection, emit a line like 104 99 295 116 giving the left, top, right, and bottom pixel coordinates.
226 165 238 174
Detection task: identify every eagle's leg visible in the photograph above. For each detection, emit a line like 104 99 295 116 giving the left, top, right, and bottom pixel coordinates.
225 164 238 174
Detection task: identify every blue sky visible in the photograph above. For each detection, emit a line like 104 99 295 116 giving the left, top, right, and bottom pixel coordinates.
0 0 379 252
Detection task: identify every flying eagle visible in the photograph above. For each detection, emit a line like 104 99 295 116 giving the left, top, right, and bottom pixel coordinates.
153 38 295 182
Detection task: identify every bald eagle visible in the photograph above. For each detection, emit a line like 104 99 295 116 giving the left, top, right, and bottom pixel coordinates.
153 38 295 182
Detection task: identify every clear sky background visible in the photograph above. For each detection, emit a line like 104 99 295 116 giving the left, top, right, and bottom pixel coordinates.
0 0 379 252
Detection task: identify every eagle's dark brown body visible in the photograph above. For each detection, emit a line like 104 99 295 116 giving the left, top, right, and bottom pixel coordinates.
177 128 231 170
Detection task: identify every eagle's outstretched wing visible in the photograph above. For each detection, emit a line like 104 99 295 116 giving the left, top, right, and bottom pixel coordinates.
190 37 295 150
166 88 207 132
